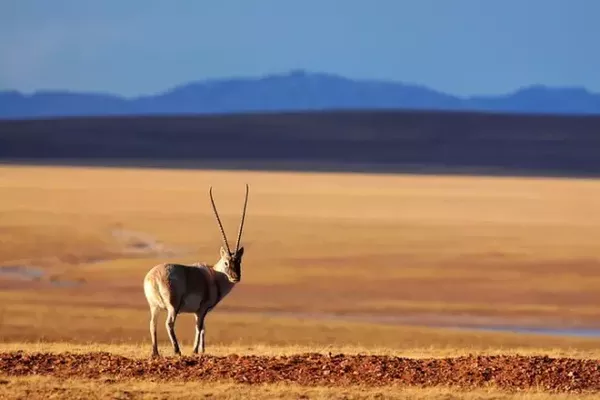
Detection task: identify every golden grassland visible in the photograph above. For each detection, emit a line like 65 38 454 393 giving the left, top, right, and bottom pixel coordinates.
2 376 599 400
3 304 600 359
3 339 600 361
2 165 600 398
2 165 600 328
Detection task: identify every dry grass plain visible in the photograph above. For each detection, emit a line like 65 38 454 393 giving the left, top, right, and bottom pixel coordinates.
1 164 600 399
6 376 600 400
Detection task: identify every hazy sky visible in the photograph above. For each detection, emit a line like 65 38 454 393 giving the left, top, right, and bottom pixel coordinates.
1 0 598 97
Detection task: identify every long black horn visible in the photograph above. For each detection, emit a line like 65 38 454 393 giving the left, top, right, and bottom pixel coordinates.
234 184 249 252
209 186 231 254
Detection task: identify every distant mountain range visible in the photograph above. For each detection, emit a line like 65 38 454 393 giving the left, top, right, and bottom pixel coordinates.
2 70 600 119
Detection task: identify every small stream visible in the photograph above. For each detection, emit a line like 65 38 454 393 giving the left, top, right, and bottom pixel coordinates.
252 310 600 338
2 263 599 338
0 228 190 288
3 227 599 339
0 265 44 280
0 265 84 287
468 325 600 338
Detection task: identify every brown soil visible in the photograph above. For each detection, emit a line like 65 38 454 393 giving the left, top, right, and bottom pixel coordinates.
1 352 600 393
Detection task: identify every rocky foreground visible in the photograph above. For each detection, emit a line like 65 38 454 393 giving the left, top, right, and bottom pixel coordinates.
1 352 600 393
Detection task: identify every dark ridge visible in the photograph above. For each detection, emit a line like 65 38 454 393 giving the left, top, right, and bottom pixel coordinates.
1 109 600 178
2 71 600 119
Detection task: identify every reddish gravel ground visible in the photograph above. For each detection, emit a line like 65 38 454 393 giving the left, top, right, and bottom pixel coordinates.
1 352 600 393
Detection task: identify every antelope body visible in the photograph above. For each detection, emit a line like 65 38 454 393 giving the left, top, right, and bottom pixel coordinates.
143 185 249 357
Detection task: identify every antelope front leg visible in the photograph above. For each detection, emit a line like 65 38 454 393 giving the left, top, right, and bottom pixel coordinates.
192 310 207 354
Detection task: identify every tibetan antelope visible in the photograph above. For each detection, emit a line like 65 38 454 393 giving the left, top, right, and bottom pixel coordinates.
143 184 249 357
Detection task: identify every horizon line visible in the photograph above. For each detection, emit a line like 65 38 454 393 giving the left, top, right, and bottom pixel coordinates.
1 69 596 100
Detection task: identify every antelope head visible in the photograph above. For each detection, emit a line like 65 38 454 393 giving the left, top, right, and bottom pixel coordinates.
209 184 249 283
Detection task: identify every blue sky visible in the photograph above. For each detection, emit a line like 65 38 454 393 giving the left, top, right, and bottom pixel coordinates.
1 0 598 97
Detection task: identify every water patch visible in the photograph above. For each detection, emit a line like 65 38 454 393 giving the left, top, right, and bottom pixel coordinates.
0 265 43 280
110 228 190 258
48 278 85 287
1 227 188 287
0 265 85 287
469 325 600 338
243 309 600 339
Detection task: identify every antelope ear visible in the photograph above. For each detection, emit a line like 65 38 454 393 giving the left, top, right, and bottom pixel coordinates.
237 247 245 257
220 246 228 258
